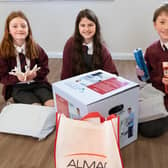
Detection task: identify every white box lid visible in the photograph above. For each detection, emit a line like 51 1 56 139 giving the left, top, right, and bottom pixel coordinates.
52 70 139 105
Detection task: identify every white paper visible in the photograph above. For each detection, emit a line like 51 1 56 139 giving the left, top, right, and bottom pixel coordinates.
139 84 168 122
0 104 56 140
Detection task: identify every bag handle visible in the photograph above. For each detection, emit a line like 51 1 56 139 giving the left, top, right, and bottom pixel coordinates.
81 111 118 123
81 112 105 122
107 114 118 120
55 112 61 167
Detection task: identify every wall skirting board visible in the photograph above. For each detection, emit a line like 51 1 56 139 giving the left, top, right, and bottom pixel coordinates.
47 52 134 60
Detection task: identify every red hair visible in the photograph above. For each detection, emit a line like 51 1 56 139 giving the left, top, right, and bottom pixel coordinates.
0 11 38 59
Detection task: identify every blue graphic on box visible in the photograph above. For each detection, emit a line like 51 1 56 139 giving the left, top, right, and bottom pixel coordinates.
65 81 85 93
64 72 110 93
134 48 150 81
78 72 106 86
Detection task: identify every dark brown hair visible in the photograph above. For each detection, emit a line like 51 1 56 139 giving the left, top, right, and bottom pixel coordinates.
0 11 38 59
72 9 103 76
153 3 168 22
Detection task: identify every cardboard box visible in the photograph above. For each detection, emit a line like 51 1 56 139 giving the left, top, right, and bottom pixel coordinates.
52 70 139 148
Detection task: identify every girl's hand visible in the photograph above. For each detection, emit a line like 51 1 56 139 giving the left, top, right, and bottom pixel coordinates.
16 73 26 82
162 77 168 85
136 65 144 76
25 70 37 81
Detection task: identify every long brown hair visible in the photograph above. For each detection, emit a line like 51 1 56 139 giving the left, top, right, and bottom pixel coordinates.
0 11 38 59
72 9 103 76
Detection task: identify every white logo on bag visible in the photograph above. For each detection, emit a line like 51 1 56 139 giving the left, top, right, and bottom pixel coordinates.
66 153 107 168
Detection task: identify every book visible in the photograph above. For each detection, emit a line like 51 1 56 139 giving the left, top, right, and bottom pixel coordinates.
133 48 150 81
162 62 168 93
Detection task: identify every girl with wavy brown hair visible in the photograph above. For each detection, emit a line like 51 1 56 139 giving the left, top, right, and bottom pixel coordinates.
61 9 118 80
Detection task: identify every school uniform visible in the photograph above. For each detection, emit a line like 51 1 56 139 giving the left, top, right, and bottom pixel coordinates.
139 40 168 137
61 37 118 80
0 44 53 104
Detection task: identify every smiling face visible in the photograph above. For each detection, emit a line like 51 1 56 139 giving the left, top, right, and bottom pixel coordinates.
78 17 96 44
154 11 168 43
9 17 29 46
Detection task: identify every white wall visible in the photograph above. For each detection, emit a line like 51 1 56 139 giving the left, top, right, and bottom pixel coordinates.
0 0 164 59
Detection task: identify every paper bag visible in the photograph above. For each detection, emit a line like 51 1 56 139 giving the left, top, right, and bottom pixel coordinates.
139 84 168 122
0 103 56 140
54 112 123 168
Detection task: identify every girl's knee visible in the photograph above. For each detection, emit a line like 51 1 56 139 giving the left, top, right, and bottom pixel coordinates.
44 99 54 107
32 103 42 106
